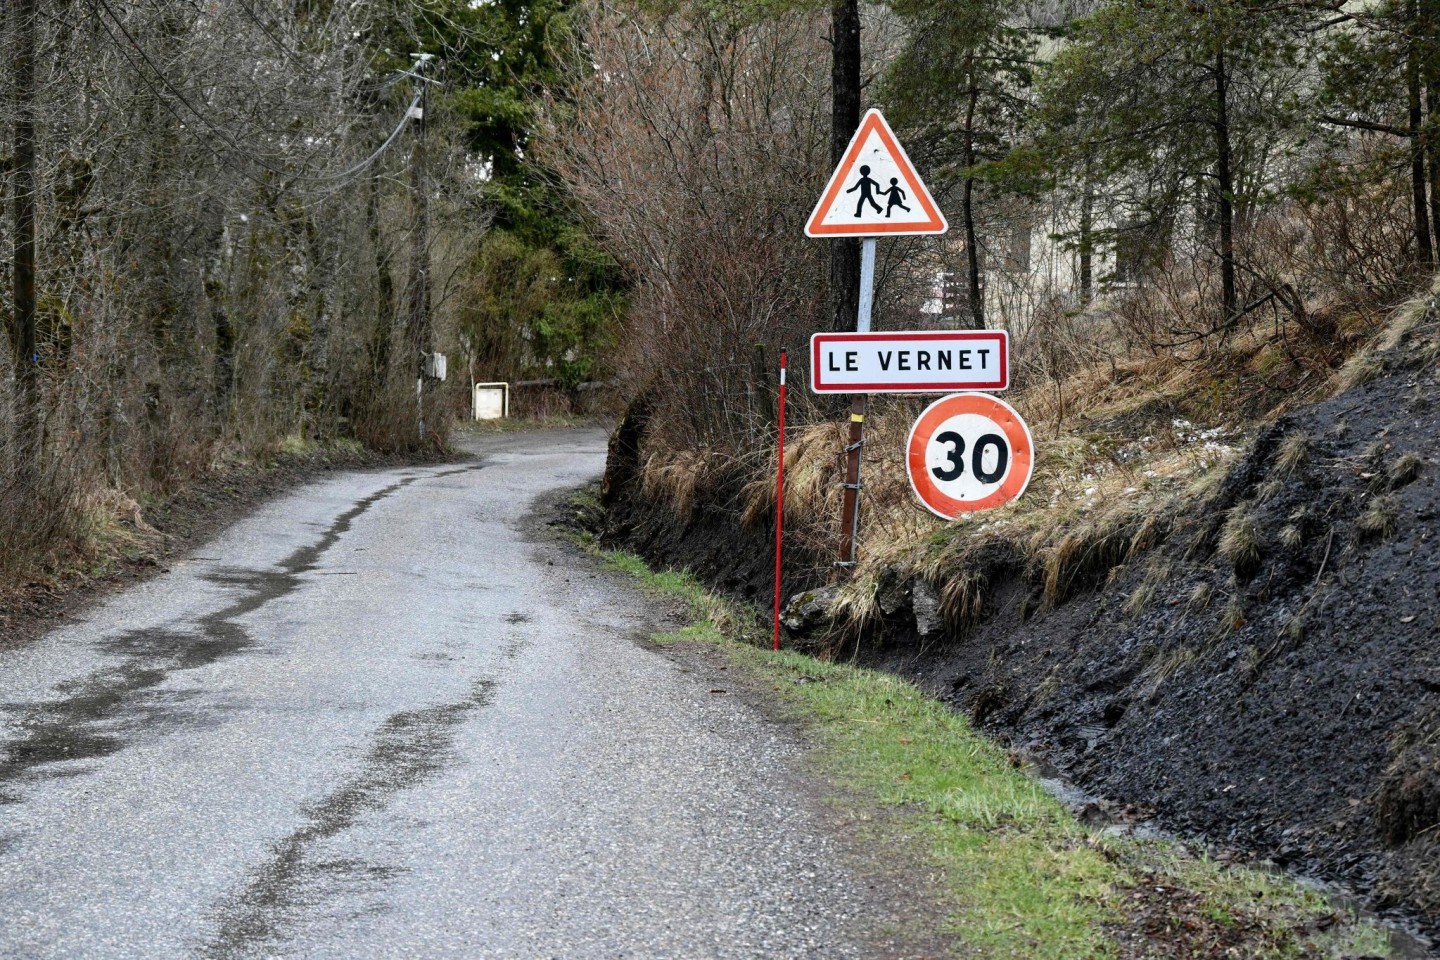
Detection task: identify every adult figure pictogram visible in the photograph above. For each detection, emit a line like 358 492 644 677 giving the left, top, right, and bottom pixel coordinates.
882 178 910 218
847 165 883 217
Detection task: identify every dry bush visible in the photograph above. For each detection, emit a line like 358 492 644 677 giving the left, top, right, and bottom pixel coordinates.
540 0 832 458
1289 143 1424 313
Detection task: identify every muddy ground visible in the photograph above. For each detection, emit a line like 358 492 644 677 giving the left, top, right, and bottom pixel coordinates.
601 308 1440 946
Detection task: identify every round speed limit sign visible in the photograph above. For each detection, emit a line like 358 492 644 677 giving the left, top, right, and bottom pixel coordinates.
906 392 1035 518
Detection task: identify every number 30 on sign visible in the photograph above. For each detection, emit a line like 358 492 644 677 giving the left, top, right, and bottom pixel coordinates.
906 393 1035 518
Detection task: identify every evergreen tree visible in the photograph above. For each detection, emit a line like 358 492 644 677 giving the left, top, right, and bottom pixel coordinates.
882 0 1036 329
392 0 626 389
1033 0 1309 332
1317 0 1440 269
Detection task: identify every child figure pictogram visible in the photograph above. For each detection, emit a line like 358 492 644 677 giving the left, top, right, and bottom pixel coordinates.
846 165 883 217
882 178 911 218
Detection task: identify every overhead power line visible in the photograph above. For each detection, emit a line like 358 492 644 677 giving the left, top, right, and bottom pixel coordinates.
90 0 427 193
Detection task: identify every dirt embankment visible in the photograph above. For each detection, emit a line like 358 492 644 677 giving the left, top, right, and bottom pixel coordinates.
601 395 834 604
601 305 1440 940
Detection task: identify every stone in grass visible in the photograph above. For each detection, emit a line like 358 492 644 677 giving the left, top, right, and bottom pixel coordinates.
781 587 841 636
913 579 942 637
872 568 942 637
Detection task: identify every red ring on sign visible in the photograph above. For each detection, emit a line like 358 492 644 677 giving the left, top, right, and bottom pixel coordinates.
906 393 1034 518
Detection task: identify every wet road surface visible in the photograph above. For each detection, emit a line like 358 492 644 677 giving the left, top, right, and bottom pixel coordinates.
0 429 918 959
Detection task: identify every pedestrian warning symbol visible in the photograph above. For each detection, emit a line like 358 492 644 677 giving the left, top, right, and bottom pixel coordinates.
805 109 947 238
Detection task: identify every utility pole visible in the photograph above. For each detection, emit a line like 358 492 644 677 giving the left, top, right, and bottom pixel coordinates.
407 56 433 442
831 0 864 568
830 0 861 335
11 0 40 478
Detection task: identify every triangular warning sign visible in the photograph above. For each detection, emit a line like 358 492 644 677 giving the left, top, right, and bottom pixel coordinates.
805 109 948 238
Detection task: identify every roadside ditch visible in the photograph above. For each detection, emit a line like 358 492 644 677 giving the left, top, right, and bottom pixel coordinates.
556 490 1415 958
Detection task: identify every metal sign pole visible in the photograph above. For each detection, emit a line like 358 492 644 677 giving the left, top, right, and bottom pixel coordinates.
838 238 876 567
773 351 788 651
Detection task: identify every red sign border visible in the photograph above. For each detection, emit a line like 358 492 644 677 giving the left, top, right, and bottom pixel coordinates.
906 392 1034 518
805 109 948 238
810 331 1008 394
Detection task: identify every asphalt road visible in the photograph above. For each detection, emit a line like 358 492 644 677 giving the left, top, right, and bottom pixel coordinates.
0 429 923 959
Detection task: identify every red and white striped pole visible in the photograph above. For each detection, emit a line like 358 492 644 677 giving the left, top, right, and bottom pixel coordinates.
773 351 788 651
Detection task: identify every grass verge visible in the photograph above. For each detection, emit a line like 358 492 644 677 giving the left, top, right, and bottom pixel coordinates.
585 535 1394 959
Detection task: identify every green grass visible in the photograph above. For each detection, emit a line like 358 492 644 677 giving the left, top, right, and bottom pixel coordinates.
601 550 751 642
593 544 1396 960
759 649 1118 957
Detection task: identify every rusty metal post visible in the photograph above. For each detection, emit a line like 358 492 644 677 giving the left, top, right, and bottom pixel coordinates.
837 238 876 568
837 396 867 566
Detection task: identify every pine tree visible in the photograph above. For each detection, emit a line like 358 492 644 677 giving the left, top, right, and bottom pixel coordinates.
1033 0 1309 332
882 0 1036 330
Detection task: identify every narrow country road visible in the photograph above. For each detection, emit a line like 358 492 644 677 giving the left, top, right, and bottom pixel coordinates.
0 429 921 960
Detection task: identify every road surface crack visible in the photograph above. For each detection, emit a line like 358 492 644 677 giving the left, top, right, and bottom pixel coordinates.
200 679 498 959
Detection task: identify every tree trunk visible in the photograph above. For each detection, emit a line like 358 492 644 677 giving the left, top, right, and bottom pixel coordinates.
830 0 861 333
10 0 40 477
1079 186 1094 305
408 81 432 441
1408 0 1434 265
1212 43 1238 327
961 81 985 329
202 214 237 420
1422 0 1440 250
367 176 396 384
1430 78 1440 253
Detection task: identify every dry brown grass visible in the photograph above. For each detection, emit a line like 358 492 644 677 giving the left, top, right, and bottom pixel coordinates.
1387 452 1424 490
1126 556 1175 618
1274 432 1310 476
1357 494 1400 540
773 422 848 529
774 341 1259 633
1219 591 1248 636
1278 524 1304 552
1139 645 1197 702
1218 506 1263 579
0 467 158 602
640 447 714 519
1331 348 1383 395
1376 277 1440 351
1043 509 1145 608
666 273 1438 643
1185 581 1214 614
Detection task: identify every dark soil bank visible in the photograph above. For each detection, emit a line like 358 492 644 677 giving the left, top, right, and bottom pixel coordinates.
600 394 834 603
602 308 1440 943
